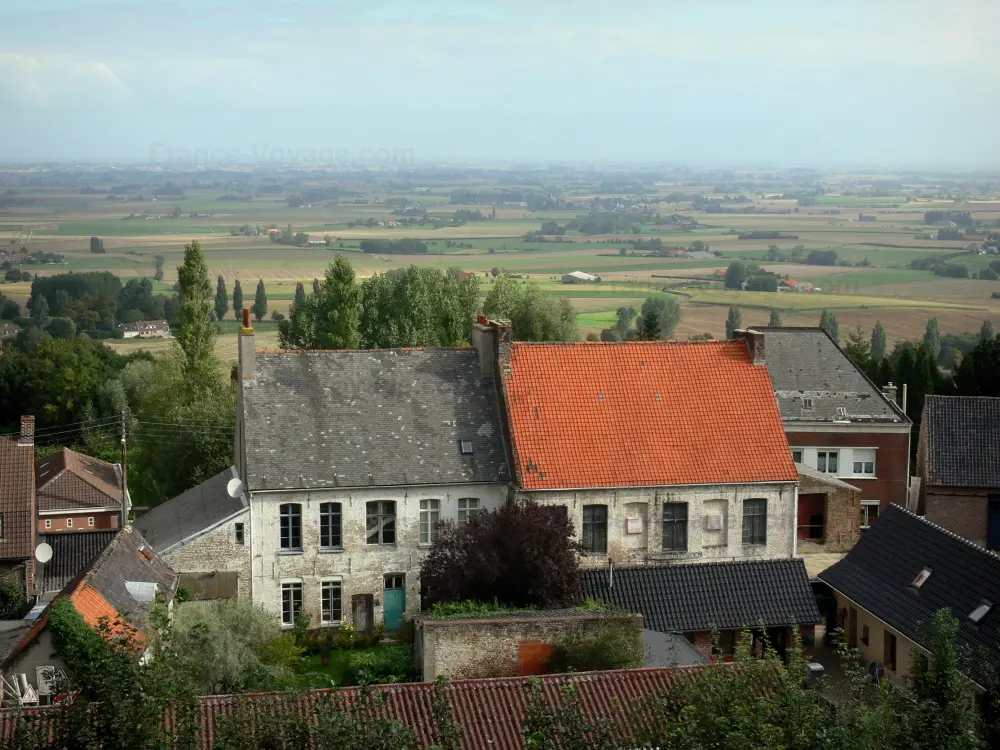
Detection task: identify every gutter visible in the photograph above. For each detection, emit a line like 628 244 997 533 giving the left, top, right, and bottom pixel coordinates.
521 480 799 493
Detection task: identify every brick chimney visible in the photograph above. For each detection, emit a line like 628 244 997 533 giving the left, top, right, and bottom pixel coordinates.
735 329 766 366
881 382 899 406
18 415 34 447
471 314 496 376
238 307 256 383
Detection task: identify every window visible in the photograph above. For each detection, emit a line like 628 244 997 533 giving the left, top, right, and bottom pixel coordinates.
884 631 897 670
791 449 803 463
817 450 839 474
797 495 825 541
742 499 767 545
457 498 480 526
860 501 879 529
321 580 343 625
366 501 396 545
0 513 4 538
970 600 993 624
87 517 94 527
459 440 473 455
279 504 302 551
802 397 814 409
66 518 73 529
234 522 245 545
582 505 608 554
319 503 342 548
281 582 302 627
911 567 932 589
44 519 51 530
662 503 688 551
419 499 440 545
852 449 876 476
861 625 870 646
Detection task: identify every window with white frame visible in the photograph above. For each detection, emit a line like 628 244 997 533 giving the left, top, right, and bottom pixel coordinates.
88 517 95 527
817 450 839 474
319 502 342 548
860 500 879 529
791 448 803 463
281 581 303 626
419 499 441 545
66 518 73 529
457 498 480 526
44 519 51 530
852 449 876 476
321 580 343 625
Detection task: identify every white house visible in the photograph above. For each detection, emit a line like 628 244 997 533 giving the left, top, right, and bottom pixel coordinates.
119 319 171 338
234 313 511 632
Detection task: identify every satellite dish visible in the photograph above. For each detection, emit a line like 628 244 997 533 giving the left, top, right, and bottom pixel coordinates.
34 543 52 564
226 478 244 499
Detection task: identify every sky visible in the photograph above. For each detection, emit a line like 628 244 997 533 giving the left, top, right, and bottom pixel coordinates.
0 0 998 168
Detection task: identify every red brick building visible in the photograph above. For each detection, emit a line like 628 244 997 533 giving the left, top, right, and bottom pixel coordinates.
34 448 126 535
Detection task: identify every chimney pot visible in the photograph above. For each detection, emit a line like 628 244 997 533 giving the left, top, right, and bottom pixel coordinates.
18 415 34 447
241 307 251 329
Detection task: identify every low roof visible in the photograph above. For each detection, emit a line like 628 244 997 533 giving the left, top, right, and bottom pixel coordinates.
36 531 117 594
0 436 35 560
35 448 121 512
135 466 246 553
582 559 821 632
820 505 1000 686
242 349 510 491
504 340 797 490
747 328 907 424
922 395 1000 488
796 463 862 493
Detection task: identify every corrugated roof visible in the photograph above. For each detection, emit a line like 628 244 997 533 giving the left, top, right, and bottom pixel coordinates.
504 340 797 489
922 395 1000 487
37 531 116 594
35 448 122 512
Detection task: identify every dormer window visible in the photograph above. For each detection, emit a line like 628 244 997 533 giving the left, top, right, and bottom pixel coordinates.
836 407 847 418
912 567 932 589
459 440 473 455
802 398 813 409
970 601 992 624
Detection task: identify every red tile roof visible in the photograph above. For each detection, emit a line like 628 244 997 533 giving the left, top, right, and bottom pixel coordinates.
35 448 122 512
0 435 36 561
0 666 712 748
504 340 796 490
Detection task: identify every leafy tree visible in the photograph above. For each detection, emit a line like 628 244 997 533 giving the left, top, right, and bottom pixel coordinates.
232 279 244 320
31 294 50 324
872 320 888 363
768 309 782 327
312 277 320 295
955 336 1000 397
509 283 577 343
420 500 583 609
46 317 77 340
89 236 105 254
843 325 871 370
0 573 27 619
0 298 19 319
294 282 306 309
153 254 165 282
491 266 501 277
636 308 661 340
820 308 840 343
725 305 742 339
635 296 681 340
174 241 217 387
924 318 942 362
724 261 750 290
281 256 362 350
4 268 22 283
253 279 268 322
214 275 229 321
482 273 522 320
981 319 996 344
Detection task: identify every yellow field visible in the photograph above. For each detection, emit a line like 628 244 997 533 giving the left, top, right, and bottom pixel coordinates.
679 289 987 312
105 330 282 367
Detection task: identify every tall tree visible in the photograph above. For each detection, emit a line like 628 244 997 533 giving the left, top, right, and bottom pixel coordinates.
724 261 749 290
955 336 1000 397
636 308 661 341
153 254 165 282
89 236 105 253
636 296 681 340
31 294 49 325
232 279 244 320
174 241 217 387
871 320 888 363
924 318 941 362
768 309 782 327
819 309 839 343
843 325 871 370
981 319 996 344
312 277 320 295
214 275 229 322
253 279 268 322
294 282 306 309
725 305 742 339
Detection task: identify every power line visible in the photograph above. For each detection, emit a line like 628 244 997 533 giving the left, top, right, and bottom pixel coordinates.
0 416 119 438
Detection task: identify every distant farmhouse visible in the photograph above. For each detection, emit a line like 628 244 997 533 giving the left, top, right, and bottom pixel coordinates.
561 271 599 284
118 320 171 338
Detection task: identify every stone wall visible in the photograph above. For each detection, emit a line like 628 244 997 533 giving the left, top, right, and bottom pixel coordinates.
796 472 860 554
517 482 797 567
415 611 643 681
163 511 251 600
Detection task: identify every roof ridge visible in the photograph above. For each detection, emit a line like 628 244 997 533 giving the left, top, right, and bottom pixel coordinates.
256 347 476 354
591 558 805 573
885 504 1000 563
511 339 730 347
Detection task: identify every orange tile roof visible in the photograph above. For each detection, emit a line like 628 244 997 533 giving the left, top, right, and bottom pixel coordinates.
504 340 797 490
68 580 144 645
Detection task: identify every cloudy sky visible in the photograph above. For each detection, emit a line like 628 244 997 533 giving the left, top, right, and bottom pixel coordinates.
1 0 997 167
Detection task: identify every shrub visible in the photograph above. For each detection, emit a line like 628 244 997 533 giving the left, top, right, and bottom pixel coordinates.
340 645 419 686
548 618 642 673
0 572 27 620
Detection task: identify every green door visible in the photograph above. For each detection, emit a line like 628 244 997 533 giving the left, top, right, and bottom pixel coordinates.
383 574 405 632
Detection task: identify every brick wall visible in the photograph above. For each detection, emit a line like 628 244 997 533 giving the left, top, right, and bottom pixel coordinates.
688 630 713 658
37 511 120 534
796 476 860 554
163 512 251 600
415 612 643 681
924 488 989 547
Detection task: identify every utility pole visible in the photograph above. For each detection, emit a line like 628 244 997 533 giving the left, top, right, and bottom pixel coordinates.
120 410 130 526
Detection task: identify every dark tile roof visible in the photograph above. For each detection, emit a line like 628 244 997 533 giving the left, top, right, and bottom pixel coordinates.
747 328 907 424
242 349 510 490
582 559 821 632
36 531 116 594
135 466 246 553
35 448 122 512
0 436 35 561
0 666 713 749
922 395 1000 487
819 504 1000 686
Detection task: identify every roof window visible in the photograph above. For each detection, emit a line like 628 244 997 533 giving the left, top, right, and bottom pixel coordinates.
911 567 932 589
802 397 813 409
459 440 473 455
970 601 992 624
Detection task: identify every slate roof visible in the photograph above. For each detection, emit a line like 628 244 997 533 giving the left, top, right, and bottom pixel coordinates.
35 448 122 512
819 504 1000 686
242 349 509 491
503 340 797 490
135 466 247 553
582 559 821 632
747 327 907 423
922 395 1000 487
0 436 35 561
36 531 116 594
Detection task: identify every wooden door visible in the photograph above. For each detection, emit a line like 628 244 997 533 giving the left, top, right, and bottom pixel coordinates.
352 594 373 634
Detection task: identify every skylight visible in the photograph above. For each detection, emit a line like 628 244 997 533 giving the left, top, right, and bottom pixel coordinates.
802 397 813 409
912 567 932 589
970 601 993 624
459 440 474 455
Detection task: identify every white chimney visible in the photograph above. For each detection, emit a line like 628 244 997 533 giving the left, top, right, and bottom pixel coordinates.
238 308 256 383
18 415 34 447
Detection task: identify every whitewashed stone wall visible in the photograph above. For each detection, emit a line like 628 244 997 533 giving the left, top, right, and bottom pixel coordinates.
162 512 252 600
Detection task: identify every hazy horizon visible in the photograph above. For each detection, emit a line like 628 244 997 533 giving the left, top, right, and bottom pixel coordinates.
2 0 998 168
